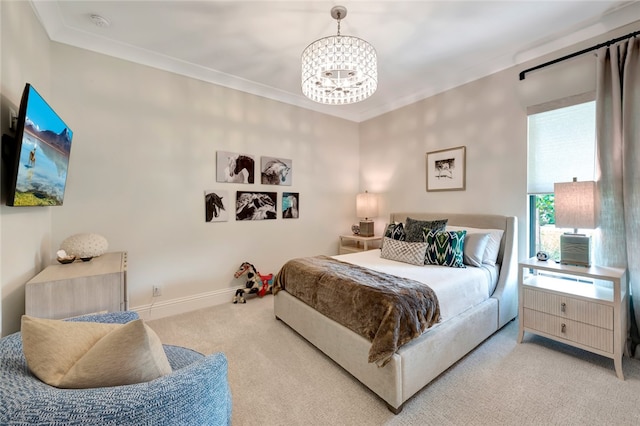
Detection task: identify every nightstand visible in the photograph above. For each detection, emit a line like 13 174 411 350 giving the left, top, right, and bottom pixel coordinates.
339 235 381 255
517 257 628 379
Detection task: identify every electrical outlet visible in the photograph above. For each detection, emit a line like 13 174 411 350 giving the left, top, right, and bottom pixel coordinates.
8 108 17 131
152 286 162 297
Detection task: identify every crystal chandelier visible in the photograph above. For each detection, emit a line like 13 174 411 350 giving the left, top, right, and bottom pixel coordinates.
301 6 378 105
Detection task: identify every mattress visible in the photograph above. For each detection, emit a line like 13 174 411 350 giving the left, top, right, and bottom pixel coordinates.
333 249 499 322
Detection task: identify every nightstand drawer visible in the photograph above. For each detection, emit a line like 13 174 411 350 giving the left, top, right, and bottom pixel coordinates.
522 288 613 329
523 308 614 353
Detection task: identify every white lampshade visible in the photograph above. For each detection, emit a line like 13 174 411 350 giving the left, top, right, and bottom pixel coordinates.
555 178 596 266
356 191 378 219
554 179 597 230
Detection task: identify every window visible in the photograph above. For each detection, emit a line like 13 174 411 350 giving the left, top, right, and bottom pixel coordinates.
527 97 596 259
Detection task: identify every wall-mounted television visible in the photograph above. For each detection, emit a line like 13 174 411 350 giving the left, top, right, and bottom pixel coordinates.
4 83 73 206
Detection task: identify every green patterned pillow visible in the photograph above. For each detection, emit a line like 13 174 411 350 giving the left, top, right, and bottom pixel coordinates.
424 230 466 268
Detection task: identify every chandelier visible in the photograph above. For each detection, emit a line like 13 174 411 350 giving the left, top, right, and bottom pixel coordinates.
301 6 377 105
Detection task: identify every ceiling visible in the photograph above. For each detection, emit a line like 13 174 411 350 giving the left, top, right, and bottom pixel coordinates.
30 1 640 123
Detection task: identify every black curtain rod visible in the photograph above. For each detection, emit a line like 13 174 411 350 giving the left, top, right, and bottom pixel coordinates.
519 29 640 80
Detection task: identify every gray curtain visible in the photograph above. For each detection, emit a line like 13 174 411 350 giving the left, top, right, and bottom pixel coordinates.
595 37 640 356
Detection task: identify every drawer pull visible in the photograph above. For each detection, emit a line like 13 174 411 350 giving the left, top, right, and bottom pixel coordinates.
561 323 566 333
561 302 566 313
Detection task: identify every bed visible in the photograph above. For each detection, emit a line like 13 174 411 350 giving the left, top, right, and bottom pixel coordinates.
273 212 518 413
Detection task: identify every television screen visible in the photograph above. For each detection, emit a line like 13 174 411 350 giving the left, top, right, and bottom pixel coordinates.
6 83 73 206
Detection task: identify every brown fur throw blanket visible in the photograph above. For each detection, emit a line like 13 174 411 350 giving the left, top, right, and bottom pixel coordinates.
273 256 440 367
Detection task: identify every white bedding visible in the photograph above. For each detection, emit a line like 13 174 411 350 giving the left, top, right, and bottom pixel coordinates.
333 249 499 322
276 212 518 412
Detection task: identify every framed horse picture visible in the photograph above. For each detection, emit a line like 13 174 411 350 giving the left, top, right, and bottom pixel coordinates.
204 190 229 222
260 156 292 185
216 151 255 184
426 146 466 192
282 192 299 219
236 191 277 220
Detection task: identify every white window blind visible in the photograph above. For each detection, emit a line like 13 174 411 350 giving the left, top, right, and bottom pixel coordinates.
527 101 596 194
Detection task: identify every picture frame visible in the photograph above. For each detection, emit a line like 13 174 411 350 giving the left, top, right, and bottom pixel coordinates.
260 156 292 186
216 151 255 184
236 191 277 220
426 146 466 192
204 190 229 222
282 192 299 219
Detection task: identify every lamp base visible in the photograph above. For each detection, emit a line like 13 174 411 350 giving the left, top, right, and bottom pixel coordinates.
359 220 374 237
560 233 591 267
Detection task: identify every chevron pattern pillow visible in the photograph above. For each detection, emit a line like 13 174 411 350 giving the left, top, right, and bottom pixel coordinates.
380 237 428 266
424 230 466 268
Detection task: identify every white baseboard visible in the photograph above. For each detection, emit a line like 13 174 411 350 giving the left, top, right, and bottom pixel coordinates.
132 288 236 321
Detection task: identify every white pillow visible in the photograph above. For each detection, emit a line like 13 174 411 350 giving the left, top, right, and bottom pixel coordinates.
446 226 504 266
463 232 490 267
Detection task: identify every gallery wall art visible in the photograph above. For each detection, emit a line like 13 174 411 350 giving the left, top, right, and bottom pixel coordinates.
204 190 229 222
282 192 299 219
216 151 255 184
260 156 292 186
236 191 277 220
426 146 466 191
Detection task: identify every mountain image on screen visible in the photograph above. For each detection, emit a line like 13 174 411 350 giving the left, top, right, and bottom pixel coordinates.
7 83 74 206
26 119 73 154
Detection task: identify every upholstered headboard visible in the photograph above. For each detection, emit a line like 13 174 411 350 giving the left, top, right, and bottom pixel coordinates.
389 212 518 328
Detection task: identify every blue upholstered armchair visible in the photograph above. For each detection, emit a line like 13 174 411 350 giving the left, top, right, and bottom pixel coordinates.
0 312 232 425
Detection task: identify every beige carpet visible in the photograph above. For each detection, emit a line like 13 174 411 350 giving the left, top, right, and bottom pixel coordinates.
148 296 640 425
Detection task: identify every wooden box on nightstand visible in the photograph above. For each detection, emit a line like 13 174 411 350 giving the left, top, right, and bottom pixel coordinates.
338 235 381 255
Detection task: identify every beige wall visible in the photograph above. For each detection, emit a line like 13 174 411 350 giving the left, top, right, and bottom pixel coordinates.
1 1 638 335
360 20 640 261
360 67 528 256
1 2 359 335
0 1 53 335
46 44 359 321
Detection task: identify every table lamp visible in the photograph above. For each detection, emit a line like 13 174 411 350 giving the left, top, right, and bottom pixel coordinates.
554 178 597 266
356 191 378 237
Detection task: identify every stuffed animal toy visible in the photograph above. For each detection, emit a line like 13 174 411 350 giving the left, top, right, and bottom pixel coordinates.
232 262 274 303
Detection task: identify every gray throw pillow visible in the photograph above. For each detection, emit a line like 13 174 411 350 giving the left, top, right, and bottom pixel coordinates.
404 217 448 242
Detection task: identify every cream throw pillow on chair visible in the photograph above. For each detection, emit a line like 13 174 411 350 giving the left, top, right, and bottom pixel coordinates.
21 315 172 389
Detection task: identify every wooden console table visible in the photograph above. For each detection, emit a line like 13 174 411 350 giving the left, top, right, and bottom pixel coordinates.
25 251 128 319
